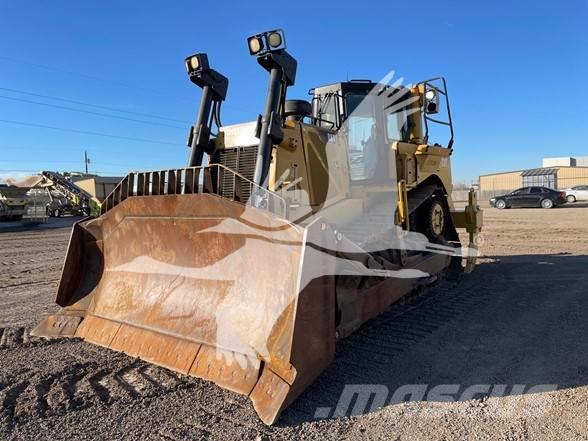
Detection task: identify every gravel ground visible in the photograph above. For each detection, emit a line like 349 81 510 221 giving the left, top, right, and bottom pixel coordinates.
1 204 587 440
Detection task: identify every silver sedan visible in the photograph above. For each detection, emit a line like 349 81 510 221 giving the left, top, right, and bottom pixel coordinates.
564 185 588 203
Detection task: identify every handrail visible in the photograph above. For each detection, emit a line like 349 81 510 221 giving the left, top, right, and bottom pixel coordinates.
416 77 455 149
101 164 287 218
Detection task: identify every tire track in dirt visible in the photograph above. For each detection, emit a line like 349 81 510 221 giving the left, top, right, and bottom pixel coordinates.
0 328 31 348
0 356 187 426
288 264 506 419
0 245 67 258
0 381 30 425
0 234 67 240
0 253 67 267
0 280 58 290
0 340 270 438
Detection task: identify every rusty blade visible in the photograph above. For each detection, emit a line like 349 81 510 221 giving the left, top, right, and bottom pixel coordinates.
110 324 201 375
190 345 260 395
33 193 338 425
30 314 82 338
88 194 304 363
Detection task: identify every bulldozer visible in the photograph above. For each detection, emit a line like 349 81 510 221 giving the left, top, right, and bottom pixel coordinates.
33 29 483 424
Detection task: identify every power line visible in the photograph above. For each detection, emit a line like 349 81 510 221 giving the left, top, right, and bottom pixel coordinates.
0 159 84 164
0 55 193 103
0 144 164 154
0 169 49 173
0 58 253 115
0 152 185 171
0 169 127 174
0 145 189 168
0 94 186 129
0 118 181 146
0 159 131 167
0 86 190 124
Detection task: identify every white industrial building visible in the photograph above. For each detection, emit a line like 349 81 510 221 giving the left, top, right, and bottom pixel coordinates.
542 156 588 167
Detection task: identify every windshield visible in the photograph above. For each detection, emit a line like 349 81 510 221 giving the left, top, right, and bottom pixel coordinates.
347 90 409 142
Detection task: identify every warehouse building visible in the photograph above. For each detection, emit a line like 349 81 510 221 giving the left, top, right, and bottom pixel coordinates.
479 156 588 199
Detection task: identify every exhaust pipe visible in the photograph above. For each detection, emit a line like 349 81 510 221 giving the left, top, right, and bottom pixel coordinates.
184 53 229 167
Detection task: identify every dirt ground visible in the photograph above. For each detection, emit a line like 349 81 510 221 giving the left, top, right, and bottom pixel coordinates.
1 204 587 440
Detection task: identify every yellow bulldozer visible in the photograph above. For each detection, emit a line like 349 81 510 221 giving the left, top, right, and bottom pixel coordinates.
33 29 482 424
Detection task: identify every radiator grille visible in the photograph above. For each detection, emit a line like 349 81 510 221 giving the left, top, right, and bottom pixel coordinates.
210 146 258 203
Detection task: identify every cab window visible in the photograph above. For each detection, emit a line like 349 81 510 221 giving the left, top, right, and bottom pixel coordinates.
345 93 378 181
316 94 338 129
387 110 409 142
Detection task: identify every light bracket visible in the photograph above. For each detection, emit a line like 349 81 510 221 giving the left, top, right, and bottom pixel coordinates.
184 53 228 101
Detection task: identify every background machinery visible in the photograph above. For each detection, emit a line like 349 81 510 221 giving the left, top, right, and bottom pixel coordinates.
34 30 482 424
40 171 94 217
0 185 28 220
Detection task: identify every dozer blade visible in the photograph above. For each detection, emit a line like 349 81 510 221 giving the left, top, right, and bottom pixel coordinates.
33 192 337 424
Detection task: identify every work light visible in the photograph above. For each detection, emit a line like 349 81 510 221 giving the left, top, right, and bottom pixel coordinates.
247 29 286 56
184 53 210 75
188 57 199 71
248 36 264 55
267 31 282 48
424 88 439 114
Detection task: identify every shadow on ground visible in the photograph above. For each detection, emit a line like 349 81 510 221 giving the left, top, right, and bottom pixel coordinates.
281 253 588 424
559 202 588 209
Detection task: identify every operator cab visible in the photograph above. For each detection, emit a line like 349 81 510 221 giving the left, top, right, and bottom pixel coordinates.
308 78 453 146
307 80 415 182
310 80 414 136
301 79 454 182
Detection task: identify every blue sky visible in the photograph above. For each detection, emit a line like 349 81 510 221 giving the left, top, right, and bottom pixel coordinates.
1 0 586 184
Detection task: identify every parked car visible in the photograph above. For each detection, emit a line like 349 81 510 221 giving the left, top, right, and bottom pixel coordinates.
563 185 588 203
490 187 567 209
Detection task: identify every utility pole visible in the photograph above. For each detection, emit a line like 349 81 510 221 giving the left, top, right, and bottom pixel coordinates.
84 150 89 174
